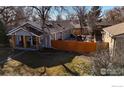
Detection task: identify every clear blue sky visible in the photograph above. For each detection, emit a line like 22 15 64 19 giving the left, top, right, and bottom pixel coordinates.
102 6 115 11
51 6 116 20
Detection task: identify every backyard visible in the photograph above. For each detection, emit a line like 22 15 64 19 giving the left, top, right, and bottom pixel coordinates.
0 48 12 61
13 48 80 68
0 48 92 76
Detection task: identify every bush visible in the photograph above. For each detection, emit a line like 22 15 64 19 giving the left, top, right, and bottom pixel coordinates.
92 49 112 76
92 49 124 76
66 56 92 75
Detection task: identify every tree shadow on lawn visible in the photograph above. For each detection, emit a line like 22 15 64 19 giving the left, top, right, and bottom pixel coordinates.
13 49 80 68
0 49 22 63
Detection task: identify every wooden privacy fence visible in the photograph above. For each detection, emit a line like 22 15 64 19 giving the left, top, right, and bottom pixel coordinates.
51 40 109 53
96 42 109 50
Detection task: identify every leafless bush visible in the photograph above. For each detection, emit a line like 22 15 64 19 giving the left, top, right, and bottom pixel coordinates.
92 49 112 76
92 44 124 76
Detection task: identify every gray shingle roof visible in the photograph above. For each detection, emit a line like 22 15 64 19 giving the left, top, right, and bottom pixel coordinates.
8 21 74 35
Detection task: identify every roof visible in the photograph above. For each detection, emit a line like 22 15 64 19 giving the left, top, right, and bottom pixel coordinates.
103 22 124 37
72 24 81 28
96 22 112 27
71 23 90 29
49 20 74 32
25 26 43 36
7 22 43 36
7 21 73 36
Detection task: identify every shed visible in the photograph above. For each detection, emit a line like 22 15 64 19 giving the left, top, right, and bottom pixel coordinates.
103 22 124 59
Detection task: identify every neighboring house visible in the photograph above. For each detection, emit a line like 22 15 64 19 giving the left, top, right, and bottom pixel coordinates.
71 23 89 35
103 22 124 57
71 22 111 42
7 21 73 49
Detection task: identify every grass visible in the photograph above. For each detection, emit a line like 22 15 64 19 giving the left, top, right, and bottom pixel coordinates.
1 48 92 76
0 48 27 63
0 50 10 57
65 56 92 75
46 65 71 76
0 49 12 61
13 49 80 68
45 55 92 76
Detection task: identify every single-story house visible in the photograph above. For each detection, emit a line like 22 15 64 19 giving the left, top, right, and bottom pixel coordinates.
103 22 124 57
7 21 73 49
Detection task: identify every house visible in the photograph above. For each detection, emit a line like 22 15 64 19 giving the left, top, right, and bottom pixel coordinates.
71 21 111 42
7 21 73 49
103 22 124 57
71 23 89 35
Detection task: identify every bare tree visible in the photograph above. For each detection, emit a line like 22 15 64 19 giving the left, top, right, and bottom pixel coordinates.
32 6 69 35
104 6 124 25
32 6 52 31
0 6 16 29
66 13 78 21
32 6 68 29
87 6 102 41
0 6 32 30
32 6 68 48
0 7 6 14
73 6 87 34
56 15 63 21
11 6 33 26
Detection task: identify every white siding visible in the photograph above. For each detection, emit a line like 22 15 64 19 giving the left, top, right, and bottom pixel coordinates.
56 32 63 40
15 29 31 36
104 31 114 56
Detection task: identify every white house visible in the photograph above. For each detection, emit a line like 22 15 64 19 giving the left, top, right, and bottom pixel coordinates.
7 21 73 49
